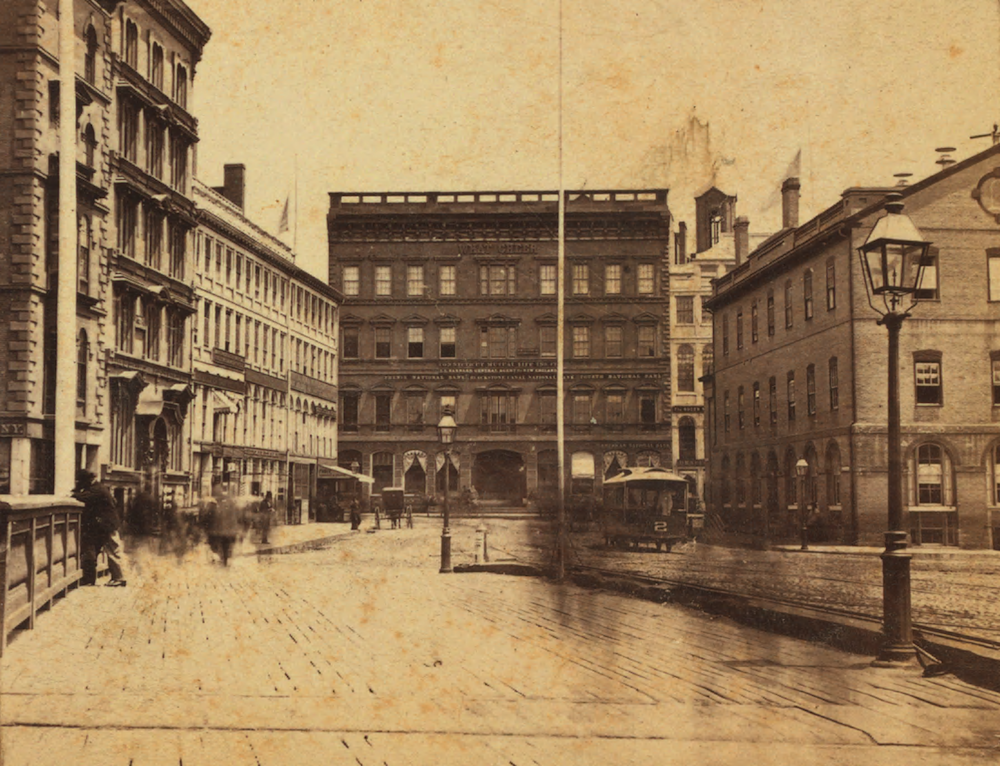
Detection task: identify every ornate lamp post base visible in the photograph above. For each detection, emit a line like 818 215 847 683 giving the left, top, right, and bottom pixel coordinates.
872 530 918 667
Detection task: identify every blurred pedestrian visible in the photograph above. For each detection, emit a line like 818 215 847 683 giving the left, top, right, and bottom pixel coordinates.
350 498 361 531
259 491 273 544
73 470 126 587
208 485 241 566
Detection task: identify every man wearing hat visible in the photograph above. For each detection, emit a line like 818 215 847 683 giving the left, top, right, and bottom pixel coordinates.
73 470 127 587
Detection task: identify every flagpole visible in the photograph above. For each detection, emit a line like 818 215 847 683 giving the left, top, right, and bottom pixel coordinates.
293 154 299 253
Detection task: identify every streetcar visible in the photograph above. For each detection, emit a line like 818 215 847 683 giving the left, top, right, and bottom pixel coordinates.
600 467 694 552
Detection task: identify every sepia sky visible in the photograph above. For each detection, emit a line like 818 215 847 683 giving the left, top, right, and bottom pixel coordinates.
190 0 1000 278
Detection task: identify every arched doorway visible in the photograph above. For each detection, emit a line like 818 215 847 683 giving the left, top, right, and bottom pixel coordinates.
403 451 428 494
473 450 526 506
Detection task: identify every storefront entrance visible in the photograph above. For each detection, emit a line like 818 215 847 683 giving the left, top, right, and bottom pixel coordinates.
472 450 526 506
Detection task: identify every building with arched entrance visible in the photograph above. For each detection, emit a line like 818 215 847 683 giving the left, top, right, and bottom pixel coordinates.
705 146 1000 548
329 190 674 509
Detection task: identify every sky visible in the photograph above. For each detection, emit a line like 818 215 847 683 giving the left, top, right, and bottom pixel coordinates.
189 0 1000 279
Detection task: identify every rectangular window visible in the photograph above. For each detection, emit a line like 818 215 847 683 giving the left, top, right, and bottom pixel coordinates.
637 264 654 294
375 327 391 359
737 386 745 430
202 301 210 348
480 264 516 296
407 265 425 297
407 327 424 358
722 316 729 355
375 394 392 432
640 395 656 430
784 282 794 329
572 263 589 295
343 266 360 296
787 371 796 422
769 377 777 426
829 357 839 411
572 394 592 425
723 391 731 433
486 326 515 358
915 361 942 405
605 325 623 358
540 264 556 295
406 395 424 427
439 265 456 296
993 358 1000 406
701 302 712 325
807 364 817 416
481 392 517 432
572 326 590 358
539 393 556 429
343 328 359 359
341 394 359 432
915 248 939 301
676 296 694 324
826 261 836 309
989 250 1000 301
736 311 744 350
751 302 759 343
375 265 391 297
804 270 814 319
753 382 761 427
638 326 656 358
540 325 556 357
767 294 775 336
439 326 456 358
439 394 456 418
606 393 624 424
605 264 622 295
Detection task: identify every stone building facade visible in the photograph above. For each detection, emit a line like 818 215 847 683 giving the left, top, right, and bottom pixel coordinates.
328 190 672 508
705 148 1000 549
192 168 341 521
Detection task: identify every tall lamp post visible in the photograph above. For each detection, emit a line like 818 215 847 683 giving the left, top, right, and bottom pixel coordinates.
437 408 457 574
857 192 932 666
796 458 809 551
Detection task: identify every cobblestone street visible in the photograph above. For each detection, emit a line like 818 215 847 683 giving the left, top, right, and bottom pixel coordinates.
468 517 1000 645
1 520 999 764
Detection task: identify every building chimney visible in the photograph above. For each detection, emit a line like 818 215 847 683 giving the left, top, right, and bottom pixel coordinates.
734 216 749 265
781 177 800 229
676 222 688 264
222 163 246 210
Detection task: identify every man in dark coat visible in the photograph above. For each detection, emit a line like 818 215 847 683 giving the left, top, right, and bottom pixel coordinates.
73 470 126 586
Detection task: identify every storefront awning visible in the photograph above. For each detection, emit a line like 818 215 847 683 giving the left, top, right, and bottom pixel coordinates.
212 390 241 413
317 461 374 483
571 451 595 478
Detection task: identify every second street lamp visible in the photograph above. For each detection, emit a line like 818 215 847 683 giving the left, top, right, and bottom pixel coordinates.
437 408 457 574
857 191 932 666
796 458 809 551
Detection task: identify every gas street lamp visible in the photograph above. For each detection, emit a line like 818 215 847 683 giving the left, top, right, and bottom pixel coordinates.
857 192 932 666
437 408 457 574
795 458 809 551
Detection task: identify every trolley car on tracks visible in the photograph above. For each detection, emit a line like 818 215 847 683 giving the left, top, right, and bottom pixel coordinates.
600 467 696 552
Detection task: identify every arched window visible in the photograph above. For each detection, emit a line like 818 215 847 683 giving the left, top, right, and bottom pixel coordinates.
910 443 957 545
151 43 164 90
677 344 695 392
84 25 98 84
76 330 88 410
678 417 696 461
124 20 138 68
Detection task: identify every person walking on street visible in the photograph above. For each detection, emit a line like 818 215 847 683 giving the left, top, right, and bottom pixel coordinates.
73 470 127 587
208 485 241 566
259 491 273 544
350 498 362 531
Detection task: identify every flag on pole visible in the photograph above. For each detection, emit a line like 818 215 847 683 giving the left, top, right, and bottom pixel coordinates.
278 195 290 234
761 149 802 211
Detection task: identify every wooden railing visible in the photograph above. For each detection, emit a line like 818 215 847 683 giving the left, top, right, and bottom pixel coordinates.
0 497 84 655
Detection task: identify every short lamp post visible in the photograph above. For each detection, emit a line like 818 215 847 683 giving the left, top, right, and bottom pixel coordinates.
857 192 932 667
796 458 809 551
437 408 457 574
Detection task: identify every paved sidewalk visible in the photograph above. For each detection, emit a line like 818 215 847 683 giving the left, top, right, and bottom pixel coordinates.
2 525 1000 764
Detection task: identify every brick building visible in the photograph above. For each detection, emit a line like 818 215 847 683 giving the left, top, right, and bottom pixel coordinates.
192 168 341 521
705 147 1000 549
328 190 673 508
